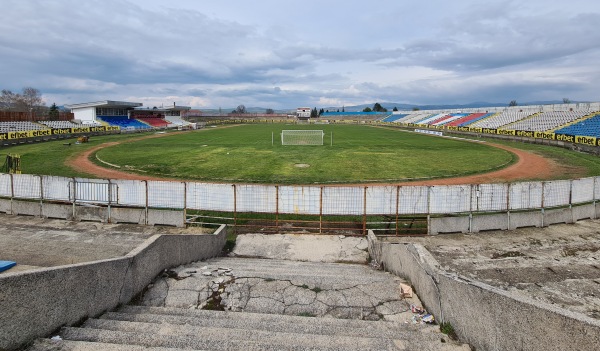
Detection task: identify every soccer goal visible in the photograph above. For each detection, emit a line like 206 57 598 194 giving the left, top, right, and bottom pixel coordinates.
281 130 325 145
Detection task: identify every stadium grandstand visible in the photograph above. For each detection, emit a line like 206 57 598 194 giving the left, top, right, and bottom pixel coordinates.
64 101 192 130
320 111 392 121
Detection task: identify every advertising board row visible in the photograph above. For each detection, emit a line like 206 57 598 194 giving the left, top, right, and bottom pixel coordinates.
403 124 598 147
0 126 120 141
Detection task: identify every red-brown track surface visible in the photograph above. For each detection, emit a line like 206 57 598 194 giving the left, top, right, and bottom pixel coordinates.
66 132 566 185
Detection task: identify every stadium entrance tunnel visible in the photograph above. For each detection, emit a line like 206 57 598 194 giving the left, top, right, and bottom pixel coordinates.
185 210 428 236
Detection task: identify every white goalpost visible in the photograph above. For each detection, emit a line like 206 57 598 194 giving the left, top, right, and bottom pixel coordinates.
281 130 325 145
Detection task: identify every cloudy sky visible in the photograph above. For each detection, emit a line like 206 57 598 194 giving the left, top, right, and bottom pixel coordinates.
1 0 599 110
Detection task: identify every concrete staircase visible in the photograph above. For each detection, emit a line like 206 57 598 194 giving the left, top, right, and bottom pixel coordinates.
27 257 470 351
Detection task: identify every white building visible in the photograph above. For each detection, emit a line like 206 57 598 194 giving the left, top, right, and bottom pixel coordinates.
65 100 142 125
296 107 311 118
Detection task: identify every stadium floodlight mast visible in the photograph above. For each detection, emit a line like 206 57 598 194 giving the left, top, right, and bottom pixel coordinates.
279 130 326 145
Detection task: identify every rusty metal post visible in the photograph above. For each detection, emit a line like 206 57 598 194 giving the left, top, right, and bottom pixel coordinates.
144 180 149 225
363 186 367 235
233 184 237 234
396 185 400 236
183 181 187 226
319 186 323 234
275 185 279 232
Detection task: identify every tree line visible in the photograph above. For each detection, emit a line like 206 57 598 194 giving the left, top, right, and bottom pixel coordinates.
0 87 63 119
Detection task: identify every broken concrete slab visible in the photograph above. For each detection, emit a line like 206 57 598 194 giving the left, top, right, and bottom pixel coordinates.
231 233 369 264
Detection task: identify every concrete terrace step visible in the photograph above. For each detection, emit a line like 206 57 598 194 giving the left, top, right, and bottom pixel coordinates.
28 339 197 351
59 324 401 351
178 257 396 283
106 306 425 339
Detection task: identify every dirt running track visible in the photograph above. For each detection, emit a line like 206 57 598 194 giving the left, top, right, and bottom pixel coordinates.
67 132 567 185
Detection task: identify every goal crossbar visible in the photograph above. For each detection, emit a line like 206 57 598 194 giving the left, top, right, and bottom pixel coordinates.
281 130 325 145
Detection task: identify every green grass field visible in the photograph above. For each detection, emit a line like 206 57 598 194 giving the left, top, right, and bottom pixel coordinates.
90 124 515 184
4 124 600 184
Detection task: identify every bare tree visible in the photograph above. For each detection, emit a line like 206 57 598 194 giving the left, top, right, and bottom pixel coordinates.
21 87 44 111
0 87 44 112
265 108 274 114
0 90 16 111
232 104 247 114
563 98 571 104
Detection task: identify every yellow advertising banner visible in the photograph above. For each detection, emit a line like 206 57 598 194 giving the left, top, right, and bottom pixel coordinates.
555 134 575 143
2 126 121 140
575 135 597 146
534 132 555 140
70 127 91 134
496 129 516 136
515 130 535 138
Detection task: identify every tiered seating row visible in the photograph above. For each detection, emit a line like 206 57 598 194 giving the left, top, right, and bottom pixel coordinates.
506 111 589 132
446 113 488 127
98 116 151 130
165 116 191 126
469 111 535 129
135 117 171 128
382 114 407 122
431 113 469 126
38 121 81 129
0 121 49 133
547 113 600 137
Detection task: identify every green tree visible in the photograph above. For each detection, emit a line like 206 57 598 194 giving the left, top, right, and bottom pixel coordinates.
509 100 518 107
393 106 398 111
310 107 318 118
563 98 571 104
412 107 420 111
373 103 387 112
363 107 372 112
49 103 59 119
266 108 274 114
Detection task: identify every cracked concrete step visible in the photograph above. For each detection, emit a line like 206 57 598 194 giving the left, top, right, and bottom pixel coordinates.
60 323 402 351
202 257 377 274
27 338 201 351
184 257 396 283
104 307 427 340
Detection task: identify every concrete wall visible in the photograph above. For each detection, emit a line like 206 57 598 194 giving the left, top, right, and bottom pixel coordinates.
0 201 184 227
429 205 598 234
0 225 227 350
367 232 600 351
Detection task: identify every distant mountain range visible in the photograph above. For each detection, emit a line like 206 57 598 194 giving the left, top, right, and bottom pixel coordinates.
199 100 585 114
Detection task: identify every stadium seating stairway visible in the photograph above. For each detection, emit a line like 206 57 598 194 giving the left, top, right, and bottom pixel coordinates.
97 116 151 130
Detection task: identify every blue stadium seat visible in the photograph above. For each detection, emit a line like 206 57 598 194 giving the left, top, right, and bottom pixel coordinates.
97 116 152 130
554 113 600 137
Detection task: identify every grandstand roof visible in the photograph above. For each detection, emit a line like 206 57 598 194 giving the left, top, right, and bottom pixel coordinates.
164 105 191 111
65 100 143 109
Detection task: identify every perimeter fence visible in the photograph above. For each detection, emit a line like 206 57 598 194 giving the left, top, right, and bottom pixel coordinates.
1 173 599 235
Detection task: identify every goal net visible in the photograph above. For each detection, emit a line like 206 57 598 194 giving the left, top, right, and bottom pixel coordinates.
281 130 324 145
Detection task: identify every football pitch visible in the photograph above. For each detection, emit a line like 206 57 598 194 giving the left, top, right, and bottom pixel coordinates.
90 124 515 184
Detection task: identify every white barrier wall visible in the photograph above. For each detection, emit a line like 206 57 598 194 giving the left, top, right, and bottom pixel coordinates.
2 173 600 219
